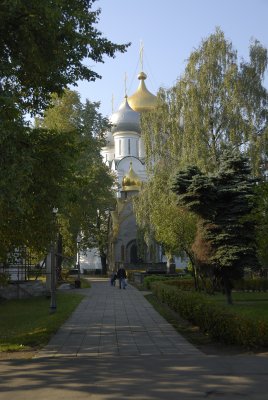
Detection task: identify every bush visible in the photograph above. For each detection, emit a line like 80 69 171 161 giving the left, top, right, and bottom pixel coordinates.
143 275 173 290
165 279 195 291
150 281 268 348
232 278 268 292
0 273 9 287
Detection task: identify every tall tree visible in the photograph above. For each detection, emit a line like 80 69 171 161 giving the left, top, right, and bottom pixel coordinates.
38 90 115 257
0 90 115 262
134 163 197 270
142 28 268 176
135 29 267 280
0 0 127 261
172 149 259 304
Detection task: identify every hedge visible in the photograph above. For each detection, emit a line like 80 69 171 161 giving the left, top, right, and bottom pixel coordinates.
150 281 268 349
233 278 268 292
143 275 174 289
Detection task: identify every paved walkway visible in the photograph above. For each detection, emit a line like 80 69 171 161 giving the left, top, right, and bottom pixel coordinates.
1 278 268 399
36 278 201 358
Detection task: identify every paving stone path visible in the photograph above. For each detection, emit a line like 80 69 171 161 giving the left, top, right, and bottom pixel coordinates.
36 278 201 358
2 278 268 399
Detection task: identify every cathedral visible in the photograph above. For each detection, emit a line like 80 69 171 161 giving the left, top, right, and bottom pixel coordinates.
101 70 163 272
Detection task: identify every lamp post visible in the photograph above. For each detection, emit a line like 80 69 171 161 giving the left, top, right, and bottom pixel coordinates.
50 207 58 313
76 233 82 288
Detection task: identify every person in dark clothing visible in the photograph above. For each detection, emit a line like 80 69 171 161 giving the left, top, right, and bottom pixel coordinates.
117 266 127 289
110 272 117 286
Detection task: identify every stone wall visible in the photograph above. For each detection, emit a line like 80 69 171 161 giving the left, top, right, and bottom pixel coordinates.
0 281 47 300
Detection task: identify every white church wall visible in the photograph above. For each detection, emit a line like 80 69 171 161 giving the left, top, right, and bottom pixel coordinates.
114 132 140 159
116 156 145 190
101 147 114 163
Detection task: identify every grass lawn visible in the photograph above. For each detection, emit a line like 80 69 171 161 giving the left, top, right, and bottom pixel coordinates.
0 292 84 352
211 292 268 322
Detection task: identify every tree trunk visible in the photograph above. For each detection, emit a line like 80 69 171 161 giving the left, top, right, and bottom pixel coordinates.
188 252 199 291
222 274 233 305
100 252 107 275
166 255 171 274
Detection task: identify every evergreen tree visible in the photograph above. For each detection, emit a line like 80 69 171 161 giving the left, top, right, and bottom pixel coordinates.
172 149 259 304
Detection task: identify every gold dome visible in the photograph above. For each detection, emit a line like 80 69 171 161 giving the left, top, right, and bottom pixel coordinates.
128 72 157 113
122 161 142 191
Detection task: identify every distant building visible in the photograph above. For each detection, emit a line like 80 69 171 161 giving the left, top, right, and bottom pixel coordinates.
101 70 164 272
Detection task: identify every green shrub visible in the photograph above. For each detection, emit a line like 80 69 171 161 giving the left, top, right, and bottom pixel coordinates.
143 275 173 290
0 273 9 287
233 278 268 292
151 281 268 348
165 279 195 291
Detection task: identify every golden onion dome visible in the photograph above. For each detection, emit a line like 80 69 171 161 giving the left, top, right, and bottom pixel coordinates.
128 72 157 112
122 161 142 192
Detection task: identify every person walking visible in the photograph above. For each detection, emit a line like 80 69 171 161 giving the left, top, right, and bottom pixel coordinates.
110 271 117 286
117 265 127 289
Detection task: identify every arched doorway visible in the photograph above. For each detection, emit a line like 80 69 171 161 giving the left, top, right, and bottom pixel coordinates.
126 240 139 263
130 243 138 263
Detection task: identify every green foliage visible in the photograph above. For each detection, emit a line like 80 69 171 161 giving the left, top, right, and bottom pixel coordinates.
0 273 9 287
0 0 129 114
35 90 116 258
142 275 174 290
134 163 198 263
165 279 196 291
0 124 77 256
232 278 268 292
0 90 115 261
172 149 259 301
137 29 268 272
0 1 128 261
250 182 268 267
0 293 84 351
151 281 268 348
142 28 268 177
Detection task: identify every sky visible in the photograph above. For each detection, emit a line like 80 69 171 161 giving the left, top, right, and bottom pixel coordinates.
74 0 268 118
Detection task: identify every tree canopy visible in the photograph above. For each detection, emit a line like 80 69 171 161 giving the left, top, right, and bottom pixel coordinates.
35 90 115 257
142 28 268 176
134 163 197 265
0 1 127 262
0 88 115 261
0 0 129 114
